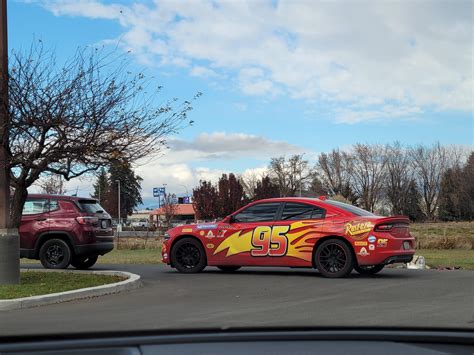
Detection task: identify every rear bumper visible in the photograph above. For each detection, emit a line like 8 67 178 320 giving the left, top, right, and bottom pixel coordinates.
75 242 114 256
382 254 414 265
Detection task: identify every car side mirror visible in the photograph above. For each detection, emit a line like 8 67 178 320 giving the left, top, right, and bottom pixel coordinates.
228 215 236 224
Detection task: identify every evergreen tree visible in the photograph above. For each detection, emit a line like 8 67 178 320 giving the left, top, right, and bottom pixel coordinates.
103 159 143 219
91 168 109 205
402 180 425 222
253 176 280 200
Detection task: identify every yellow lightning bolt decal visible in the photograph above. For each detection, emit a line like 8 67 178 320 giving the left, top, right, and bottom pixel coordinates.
213 230 253 257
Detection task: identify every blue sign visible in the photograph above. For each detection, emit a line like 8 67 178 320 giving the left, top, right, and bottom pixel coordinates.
153 187 166 197
183 196 190 204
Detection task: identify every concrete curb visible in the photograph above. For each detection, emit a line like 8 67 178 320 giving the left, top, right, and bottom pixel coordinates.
0 269 141 311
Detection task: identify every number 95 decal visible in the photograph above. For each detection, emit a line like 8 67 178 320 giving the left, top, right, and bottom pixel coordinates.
251 226 289 257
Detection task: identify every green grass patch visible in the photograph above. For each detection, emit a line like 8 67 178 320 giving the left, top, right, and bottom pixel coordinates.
417 249 474 270
98 248 162 264
0 271 124 300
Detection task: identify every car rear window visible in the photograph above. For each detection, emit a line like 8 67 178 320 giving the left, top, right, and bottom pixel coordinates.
78 200 106 214
324 200 375 217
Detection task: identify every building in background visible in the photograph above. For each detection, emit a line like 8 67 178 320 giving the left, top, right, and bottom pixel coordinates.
150 204 196 227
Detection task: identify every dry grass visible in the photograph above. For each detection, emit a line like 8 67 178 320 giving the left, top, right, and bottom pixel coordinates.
114 237 163 250
411 221 473 250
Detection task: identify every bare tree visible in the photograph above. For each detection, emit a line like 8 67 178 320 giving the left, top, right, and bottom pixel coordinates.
269 154 312 197
317 149 356 202
7 42 199 227
162 194 178 229
37 174 66 195
385 142 412 215
350 144 388 212
409 142 455 220
239 170 263 199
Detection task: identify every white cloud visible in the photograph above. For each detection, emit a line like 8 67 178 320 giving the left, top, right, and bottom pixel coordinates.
168 131 303 159
190 65 220 78
39 0 473 121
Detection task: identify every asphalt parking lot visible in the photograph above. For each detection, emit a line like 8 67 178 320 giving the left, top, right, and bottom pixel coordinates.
1 265 473 336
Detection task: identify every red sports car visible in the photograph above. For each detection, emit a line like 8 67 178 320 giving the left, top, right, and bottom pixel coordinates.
161 197 415 278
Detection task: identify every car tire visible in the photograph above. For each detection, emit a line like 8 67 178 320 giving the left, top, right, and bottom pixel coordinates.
39 239 72 269
71 255 99 270
354 264 384 275
171 238 207 273
314 239 354 278
217 266 241 272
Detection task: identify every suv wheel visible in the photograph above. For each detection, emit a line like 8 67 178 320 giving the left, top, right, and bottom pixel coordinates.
39 239 72 269
71 255 99 270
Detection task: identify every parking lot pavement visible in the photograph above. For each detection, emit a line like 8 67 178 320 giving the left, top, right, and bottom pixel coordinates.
1 264 472 336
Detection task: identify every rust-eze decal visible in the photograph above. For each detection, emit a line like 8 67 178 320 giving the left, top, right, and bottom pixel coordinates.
345 221 375 240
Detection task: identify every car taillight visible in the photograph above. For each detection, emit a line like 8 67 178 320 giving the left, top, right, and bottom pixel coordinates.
375 224 393 232
76 216 99 225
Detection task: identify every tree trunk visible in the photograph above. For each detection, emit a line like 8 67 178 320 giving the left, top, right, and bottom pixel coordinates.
0 185 26 284
10 185 27 228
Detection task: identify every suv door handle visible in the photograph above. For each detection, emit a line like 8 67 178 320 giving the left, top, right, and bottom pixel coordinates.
35 218 47 221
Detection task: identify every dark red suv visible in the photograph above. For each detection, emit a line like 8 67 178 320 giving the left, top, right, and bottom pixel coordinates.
19 194 114 269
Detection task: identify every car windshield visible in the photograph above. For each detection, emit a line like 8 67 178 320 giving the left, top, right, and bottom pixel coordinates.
1 0 472 341
324 200 375 217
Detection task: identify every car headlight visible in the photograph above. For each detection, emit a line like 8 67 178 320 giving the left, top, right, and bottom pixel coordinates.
164 232 170 240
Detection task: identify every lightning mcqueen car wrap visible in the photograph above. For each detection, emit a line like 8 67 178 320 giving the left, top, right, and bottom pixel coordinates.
161 197 415 278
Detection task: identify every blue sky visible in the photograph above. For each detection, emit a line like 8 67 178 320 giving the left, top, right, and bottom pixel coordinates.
10 0 473 206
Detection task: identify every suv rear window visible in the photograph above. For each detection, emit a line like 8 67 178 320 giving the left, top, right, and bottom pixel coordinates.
324 200 375 216
78 200 106 214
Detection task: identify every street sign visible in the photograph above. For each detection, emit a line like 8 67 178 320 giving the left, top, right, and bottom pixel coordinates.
153 187 166 197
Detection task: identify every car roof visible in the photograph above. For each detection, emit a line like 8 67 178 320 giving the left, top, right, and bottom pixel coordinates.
254 197 323 204
27 194 97 201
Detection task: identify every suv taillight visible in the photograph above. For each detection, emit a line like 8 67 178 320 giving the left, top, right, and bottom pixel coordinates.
76 216 99 225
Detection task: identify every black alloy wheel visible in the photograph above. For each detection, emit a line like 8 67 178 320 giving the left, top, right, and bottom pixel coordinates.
354 264 385 275
171 238 207 273
217 266 241 272
315 239 354 278
71 255 99 270
39 239 72 269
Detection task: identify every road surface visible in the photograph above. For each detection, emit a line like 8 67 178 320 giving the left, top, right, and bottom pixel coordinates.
1 264 472 336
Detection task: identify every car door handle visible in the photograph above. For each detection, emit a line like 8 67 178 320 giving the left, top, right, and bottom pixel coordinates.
35 218 47 221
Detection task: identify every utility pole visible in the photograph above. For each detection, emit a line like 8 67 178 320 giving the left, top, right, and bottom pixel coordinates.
0 0 19 284
116 180 121 231
299 153 306 197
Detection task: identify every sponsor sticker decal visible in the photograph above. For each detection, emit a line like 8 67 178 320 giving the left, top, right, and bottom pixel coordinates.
217 230 228 238
345 221 375 240
197 224 218 230
354 241 368 246
377 238 388 247
357 247 369 256
206 243 215 249
182 228 193 233
368 244 375 251
206 230 215 239
199 231 205 236
368 235 376 243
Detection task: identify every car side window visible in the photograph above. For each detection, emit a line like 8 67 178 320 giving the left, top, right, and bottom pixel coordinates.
280 202 325 221
233 203 281 223
22 199 50 215
47 200 60 212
